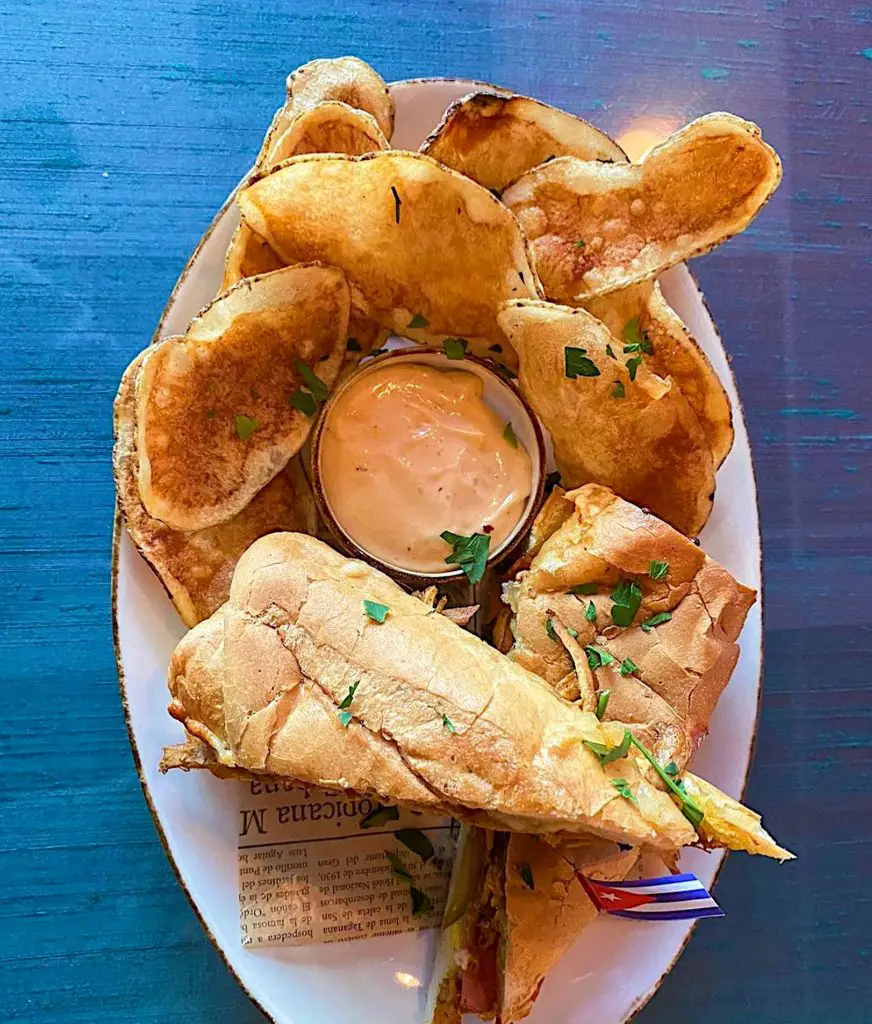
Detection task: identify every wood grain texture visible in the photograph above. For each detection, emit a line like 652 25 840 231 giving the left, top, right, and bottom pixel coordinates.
1 0 870 1021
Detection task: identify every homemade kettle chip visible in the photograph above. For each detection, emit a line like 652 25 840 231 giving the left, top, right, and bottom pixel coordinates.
136 264 349 531
114 352 318 626
502 112 782 300
238 151 539 357
420 90 627 192
498 300 715 536
584 280 734 467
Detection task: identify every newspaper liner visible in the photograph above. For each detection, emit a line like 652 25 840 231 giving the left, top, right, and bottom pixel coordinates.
238 780 456 947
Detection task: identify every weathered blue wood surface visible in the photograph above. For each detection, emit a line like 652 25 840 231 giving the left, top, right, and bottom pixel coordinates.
1 1 869 1021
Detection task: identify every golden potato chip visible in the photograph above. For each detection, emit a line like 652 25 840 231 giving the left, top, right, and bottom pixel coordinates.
421 90 626 192
222 101 389 294
503 112 781 300
498 300 715 535
239 152 539 358
286 56 394 139
136 265 349 531
584 280 734 467
114 353 318 627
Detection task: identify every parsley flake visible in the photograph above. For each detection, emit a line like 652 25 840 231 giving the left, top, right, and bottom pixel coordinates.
626 354 643 382
584 728 632 765
585 600 597 623
585 645 615 670
385 850 412 881
234 414 259 441
519 863 535 890
612 778 638 804
565 347 600 379
396 828 435 863
360 804 399 829
595 689 611 720
407 313 429 329
612 380 625 399
545 617 558 642
338 681 359 711
363 600 389 623
441 530 490 585
664 761 680 778
573 239 586 250
605 344 617 360
410 887 432 917
641 611 672 632
503 421 519 448
619 657 639 677
443 338 468 360
338 711 353 728
622 317 643 346
295 360 329 402
611 579 642 627
570 582 598 596
290 390 318 417
442 714 457 733
649 560 669 580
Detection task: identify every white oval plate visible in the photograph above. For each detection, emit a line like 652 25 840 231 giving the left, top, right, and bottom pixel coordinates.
113 78 762 1024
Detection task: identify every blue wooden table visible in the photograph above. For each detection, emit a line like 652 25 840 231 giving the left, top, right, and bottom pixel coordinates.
2 1 869 1021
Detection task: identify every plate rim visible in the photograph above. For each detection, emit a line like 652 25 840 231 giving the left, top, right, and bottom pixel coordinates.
110 74 765 1024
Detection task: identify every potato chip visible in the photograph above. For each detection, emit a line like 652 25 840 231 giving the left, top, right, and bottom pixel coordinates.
286 56 394 139
503 112 781 300
584 280 734 467
239 152 539 358
222 102 389 293
421 90 626 192
498 300 715 535
114 353 318 627
136 265 349 531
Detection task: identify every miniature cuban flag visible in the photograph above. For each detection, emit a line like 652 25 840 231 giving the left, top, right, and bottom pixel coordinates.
579 872 724 922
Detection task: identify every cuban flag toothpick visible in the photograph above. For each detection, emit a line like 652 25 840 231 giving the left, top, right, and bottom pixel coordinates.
579 872 725 922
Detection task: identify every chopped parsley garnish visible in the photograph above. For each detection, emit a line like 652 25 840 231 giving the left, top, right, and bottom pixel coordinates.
385 850 412 881
503 421 518 447
442 714 457 733
629 734 704 828
612 778 637 804
619 657 639 677
346 337 362 352
290 390 318 417
440 530 490 585
649 560 669 580
626 354 643 382
641 611 672 632
396 828 435 863
570 582 598 596
443 337 468 360
363 600 389 623
391 185 402 223
234 414 259 441
595 689 611 720
583 728 632 765
338 711 353 728
360 804 400 829
565 347 600 379
407 312 429 329
519 863 535 889
585 645 615 670
622 318 654 355
664 761 680 778
611 579 642 627
338 681 359 711
545 617 558 642
605 344 617 360
573 239 586 250
410 887 432 917
295 359 329 402
585 600 597 623
612 380 625 399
